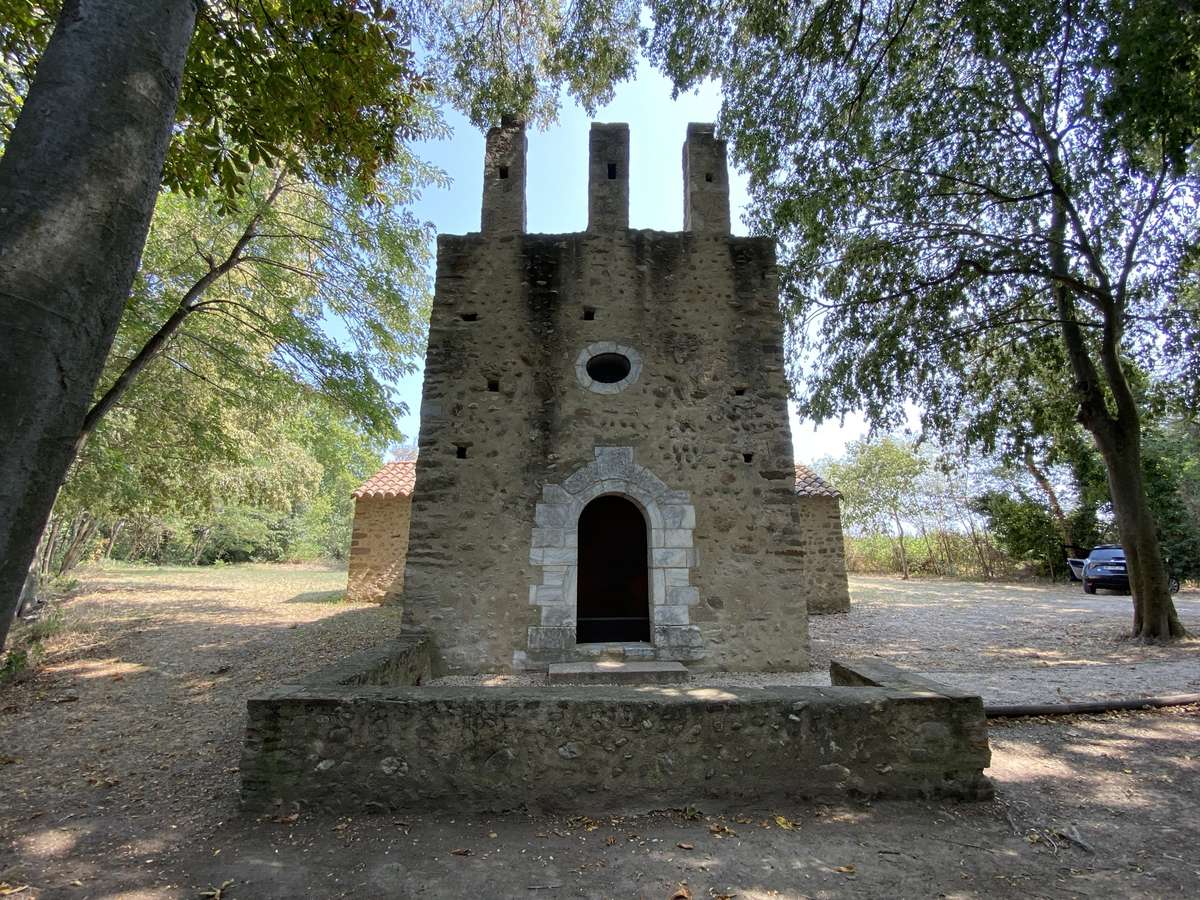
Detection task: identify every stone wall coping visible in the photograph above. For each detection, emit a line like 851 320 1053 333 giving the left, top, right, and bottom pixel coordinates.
298 633 431 688
248 681 974 710
830 657 980 701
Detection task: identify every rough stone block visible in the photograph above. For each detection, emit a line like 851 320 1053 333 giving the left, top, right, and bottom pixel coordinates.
654 605 690 626
661 505 696 529
651 548 693 568
662 528 694 548
667 586 700 606
527 626 576 650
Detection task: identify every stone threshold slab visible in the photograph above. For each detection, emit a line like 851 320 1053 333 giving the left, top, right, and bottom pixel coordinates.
547 661 688 685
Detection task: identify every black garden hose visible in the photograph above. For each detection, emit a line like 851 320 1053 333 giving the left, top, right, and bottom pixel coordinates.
986 693 1200 718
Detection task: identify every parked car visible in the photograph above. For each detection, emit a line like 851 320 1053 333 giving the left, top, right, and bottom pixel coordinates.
1081 545 1127 594
1066 555 1086 582
1072 545 1183 594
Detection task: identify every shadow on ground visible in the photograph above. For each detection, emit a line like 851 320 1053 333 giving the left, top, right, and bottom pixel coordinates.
1 567 1198 898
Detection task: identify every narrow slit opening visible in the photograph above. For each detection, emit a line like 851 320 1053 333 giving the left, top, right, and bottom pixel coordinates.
742 452 754 463
607 162 617 179
705 172 714 183
582 307 596 321
498 165 509 179
455 445 468 460
460 313 478 322
734 387 747 396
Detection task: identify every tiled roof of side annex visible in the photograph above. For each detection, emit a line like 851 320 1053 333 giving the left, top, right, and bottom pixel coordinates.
352 460 417 499
794 464 841 498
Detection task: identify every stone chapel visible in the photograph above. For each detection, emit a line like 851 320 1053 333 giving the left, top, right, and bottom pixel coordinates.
400 121 849 674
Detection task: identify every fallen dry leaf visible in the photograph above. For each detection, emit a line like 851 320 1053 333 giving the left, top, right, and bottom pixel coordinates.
774 815 798 831
450 847 472 856
0 885 30 896
677 842 695 850
669 885 693 900
198 880 234 900
832 864 857 875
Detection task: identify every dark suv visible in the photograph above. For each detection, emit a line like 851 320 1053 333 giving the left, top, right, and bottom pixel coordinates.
1083 545 1128 594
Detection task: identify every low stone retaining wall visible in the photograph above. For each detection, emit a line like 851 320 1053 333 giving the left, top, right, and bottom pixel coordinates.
241 652 990 812
301 633 431 688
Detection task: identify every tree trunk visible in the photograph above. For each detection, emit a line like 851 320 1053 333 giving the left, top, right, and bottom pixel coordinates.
893 513 909 580
916 520 940 575
1023 447 1071 543
58 510 99 575
191 526 213 565
1092 420 1185 639
1044 188 1184 639
74 171 285 457
104 519 125 559
0 0 197 650
37 517 60 581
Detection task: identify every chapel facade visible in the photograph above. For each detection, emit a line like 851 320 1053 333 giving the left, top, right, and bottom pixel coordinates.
401 121 849 673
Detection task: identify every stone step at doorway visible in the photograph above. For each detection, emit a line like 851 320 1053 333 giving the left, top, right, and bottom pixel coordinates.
547 661 690 685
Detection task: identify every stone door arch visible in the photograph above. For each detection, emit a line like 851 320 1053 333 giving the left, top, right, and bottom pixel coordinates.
520 447 704 669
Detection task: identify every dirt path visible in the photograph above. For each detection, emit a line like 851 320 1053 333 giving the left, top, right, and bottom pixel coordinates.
1 566 1198 898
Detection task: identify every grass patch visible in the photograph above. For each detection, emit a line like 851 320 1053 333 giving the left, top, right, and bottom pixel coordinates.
1 608 66 685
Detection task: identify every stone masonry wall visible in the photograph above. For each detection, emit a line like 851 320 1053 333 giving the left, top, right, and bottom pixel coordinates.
240 663 992 813
346 495 411 604
801 496 851 614
402 122 843 673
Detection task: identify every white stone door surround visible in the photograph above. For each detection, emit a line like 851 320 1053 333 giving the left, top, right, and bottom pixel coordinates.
518 446 704 669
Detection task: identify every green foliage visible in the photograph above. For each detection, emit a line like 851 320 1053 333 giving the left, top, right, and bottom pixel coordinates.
416 0 643 128
1102 0 1200 173
821 436 926 536
110 164 436 443
0 608 64 684
1 1 434 203
1141 420 1200 578
3 1 643 202
844 531 1005 577
972 491 1064 576
647 0 1200 442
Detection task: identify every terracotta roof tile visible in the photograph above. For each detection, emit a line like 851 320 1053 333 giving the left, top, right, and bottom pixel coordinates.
353 461 417 499
795 464 841 498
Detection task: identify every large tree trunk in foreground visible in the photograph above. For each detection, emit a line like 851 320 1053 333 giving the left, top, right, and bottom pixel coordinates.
1091 417 1185 638
0 0 197 650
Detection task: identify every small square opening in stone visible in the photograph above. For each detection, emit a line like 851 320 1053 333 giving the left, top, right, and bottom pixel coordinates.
460 312 478 322
607 162 617 180
455 444 468 459
742 452 754 463
582 307 596 321
705 172 714 183
734 387 747 396
487 379 500 392
498 165 509 179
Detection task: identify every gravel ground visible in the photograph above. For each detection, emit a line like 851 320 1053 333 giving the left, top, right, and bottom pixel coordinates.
2 565 1199 899
429 576 1200 705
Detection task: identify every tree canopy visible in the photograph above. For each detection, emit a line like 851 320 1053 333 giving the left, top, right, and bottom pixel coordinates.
649 0 1197 636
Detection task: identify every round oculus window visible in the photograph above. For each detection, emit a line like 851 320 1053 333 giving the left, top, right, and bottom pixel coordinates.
586 352 632 384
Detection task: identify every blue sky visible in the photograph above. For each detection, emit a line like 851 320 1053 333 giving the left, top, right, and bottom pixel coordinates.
398 61 873 461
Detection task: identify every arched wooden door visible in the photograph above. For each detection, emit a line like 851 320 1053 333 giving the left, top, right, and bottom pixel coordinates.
576 495 650 643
